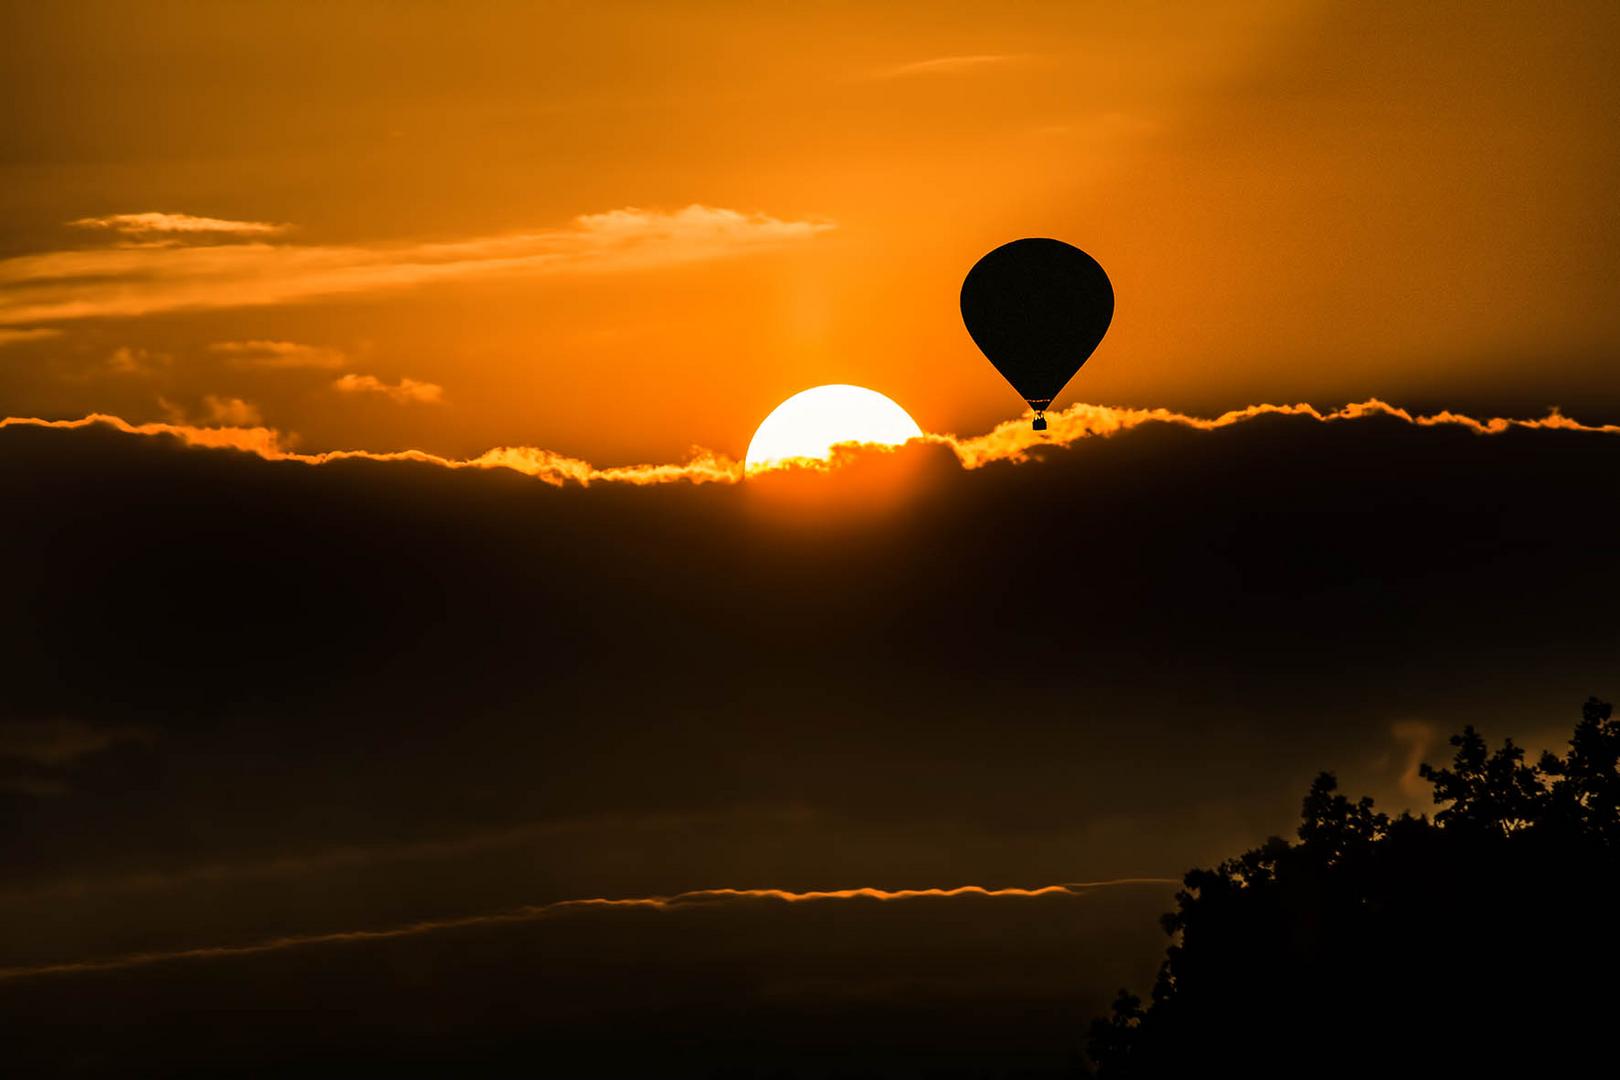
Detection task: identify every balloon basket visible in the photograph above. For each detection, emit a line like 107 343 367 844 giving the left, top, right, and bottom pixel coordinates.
1032 415 1048 432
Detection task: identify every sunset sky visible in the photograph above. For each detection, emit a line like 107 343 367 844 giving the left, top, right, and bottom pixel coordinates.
4 3 1620 1076
4 1 1619 462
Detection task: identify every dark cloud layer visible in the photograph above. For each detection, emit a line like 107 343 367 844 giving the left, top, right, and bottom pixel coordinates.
1 413 1616 1074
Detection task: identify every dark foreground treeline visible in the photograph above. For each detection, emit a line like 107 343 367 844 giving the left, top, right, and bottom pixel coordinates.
1089 698 1620 1078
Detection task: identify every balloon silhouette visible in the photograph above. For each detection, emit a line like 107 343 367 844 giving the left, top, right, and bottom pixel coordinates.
960 238 1114 431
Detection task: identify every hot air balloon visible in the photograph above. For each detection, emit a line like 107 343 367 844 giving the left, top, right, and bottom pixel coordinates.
960 238 1114 431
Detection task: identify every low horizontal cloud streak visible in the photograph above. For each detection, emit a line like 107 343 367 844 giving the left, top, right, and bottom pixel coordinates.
210 340 346 370
0 879 1173 982
0 718 151 767
0 328 61 347
0 718 153 802
3 398 1615 490
868 54 1024 79
0 206 834 328
69 211 288 237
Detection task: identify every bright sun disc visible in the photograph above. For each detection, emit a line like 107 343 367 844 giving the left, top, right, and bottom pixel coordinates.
745 385 923 473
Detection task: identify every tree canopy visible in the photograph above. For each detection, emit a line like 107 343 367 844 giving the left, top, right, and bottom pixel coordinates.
1088 698 1619 1078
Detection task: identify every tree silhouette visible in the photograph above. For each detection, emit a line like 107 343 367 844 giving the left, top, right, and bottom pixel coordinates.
1417 725 1544 835
1088 698 1620 1078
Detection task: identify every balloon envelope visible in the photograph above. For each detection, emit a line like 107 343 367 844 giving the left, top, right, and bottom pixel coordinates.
960 238 1114 415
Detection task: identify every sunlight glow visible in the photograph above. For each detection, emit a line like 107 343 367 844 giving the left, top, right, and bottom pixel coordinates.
744 384 923 472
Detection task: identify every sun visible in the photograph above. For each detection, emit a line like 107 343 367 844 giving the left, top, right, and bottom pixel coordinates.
745 385 923 473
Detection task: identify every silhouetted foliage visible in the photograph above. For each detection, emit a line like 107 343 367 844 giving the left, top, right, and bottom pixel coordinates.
1088 698 1620 1078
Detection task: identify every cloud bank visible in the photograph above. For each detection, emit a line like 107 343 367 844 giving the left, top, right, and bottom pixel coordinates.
5 386 1617 1074
3 398 1616 489
932 398 1620 469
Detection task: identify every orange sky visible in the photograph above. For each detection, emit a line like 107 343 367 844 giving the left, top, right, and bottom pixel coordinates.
2 0 1617 461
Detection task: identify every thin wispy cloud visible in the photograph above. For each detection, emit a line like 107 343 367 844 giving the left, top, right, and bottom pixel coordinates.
0 206 834 330
867 53 1025 80
0 328 61 348
0 718 152 768
0 718 154 801
68 212 289 237
0 809 813 903
333 373 444 405
105 345 171 376
210 340 347 370
0 879 1174 981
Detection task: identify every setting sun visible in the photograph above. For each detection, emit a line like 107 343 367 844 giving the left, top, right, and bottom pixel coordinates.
744 385 923 473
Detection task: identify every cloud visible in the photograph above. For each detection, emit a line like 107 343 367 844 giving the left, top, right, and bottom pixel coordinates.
867 54 1024 79
1390 721 1439 801
928 398 1620 469
0 718 151 767
333 373 444 405
0 718 153 800
0 879 1171 982
4 389 1617 1045
210 340 347 370
3 398 1617 491
68 212 288 237
0 817 618 902
0 328 60 348
0 412 737 486
201 395 263 425
0 205 835 328
106 345 171 376
155 395 264 427
4 412 284 458
753 397 1620 477
0 806 951 904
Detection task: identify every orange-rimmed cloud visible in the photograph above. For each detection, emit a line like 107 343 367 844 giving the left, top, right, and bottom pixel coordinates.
0 413 740 487
332 373 445 405
0 205 834 329
0 879 1175 982
4 398 1617 490
932 398 1620 469
210 339 348 370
